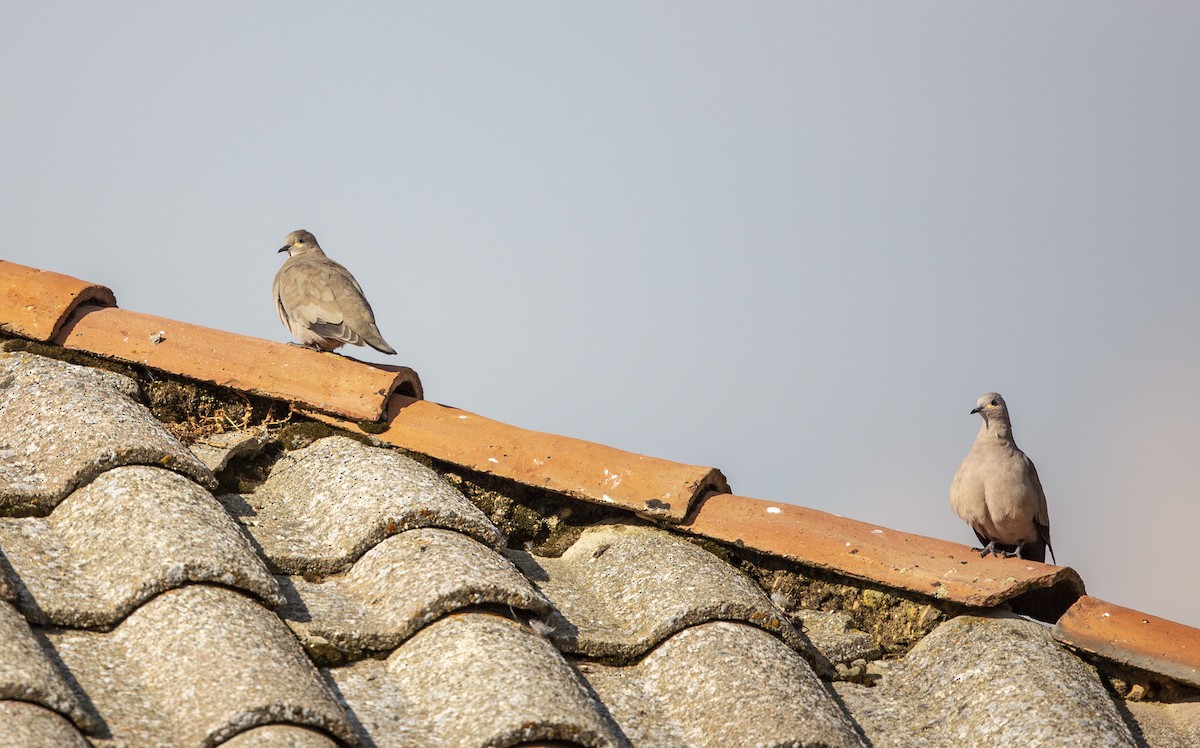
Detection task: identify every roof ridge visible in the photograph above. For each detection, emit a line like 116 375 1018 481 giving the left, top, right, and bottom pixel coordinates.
4 258 1200 698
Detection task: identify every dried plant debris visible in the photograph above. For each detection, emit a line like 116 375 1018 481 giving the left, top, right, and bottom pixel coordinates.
713 544 953 659
436 463 629 557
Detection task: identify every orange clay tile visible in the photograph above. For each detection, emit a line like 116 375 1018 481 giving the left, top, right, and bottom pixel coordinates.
303 395 730 523
53 305 421 422
677 493 1085 621
0 260 116 342
1053 595 1200 689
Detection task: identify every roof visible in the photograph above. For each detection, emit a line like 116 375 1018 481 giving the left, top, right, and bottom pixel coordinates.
1 258 1198 747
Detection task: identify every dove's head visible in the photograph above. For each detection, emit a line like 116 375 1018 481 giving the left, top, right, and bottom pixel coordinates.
278 229 323 257
970 392 1011 425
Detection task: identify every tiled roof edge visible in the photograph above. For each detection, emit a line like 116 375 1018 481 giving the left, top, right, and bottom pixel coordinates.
1053 595 1200 691
13 259 1200 689
0 260 116 341
677 492 1085 622
303 396 730 523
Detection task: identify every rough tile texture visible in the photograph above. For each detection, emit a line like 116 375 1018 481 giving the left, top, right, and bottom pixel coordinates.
509 523 812 662
47 586 354 747
835 613 1137 747
1125 700 1200 748
225 436 502 574
0 352 215 514
281 527 551 662
0 465 281 627
328 612 622 747
793 609 882 666
190 429 268 475
0 601 90 730
582 621 865 748
0 701 91 748
222 724 341 747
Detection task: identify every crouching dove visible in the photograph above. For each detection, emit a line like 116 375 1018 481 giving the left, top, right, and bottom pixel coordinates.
274 229 396 354
949 392 1056 563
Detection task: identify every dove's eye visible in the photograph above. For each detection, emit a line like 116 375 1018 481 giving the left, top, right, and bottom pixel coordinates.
990 399 998 406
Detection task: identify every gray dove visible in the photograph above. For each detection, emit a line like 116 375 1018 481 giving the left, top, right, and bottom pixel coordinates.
949 392 1056 563
273 230 396 355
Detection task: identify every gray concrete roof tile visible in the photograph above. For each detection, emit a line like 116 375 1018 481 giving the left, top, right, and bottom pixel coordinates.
792 609 882 667
0 352 215 514
835 613 1137 747
581 621 865 748
0 601 90 730
0 701 91 748
328 612 623 747
46 585 355 747
509 523 809 661
10 282 1199 747
1125 700 1200 748
0 465 281 628
281 527 551 662
222 724 342 747
228 436 502 574
190 429 269 475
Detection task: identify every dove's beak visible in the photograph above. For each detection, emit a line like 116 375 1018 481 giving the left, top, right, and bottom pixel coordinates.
278 245 290 254
970 406 983 414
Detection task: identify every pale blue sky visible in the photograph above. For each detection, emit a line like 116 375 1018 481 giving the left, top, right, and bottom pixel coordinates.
3 3 1198 626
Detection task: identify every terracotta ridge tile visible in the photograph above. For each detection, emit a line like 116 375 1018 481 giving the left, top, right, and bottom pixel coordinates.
677 492 1085 621
53 304 421 421
303 395 730 523
0 260 115 342
1053 595 1200 690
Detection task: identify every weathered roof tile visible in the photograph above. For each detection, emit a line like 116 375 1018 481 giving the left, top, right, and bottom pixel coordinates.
222 724 342 747
328 612 622 747
0 601 90 731
190 429 269 475
509 523 813 662
680 492 1085 621
1053 595 1200 690
0 260 115 342
793 609 882 666
835 613 1137 747
1124 700 1200 747
47 585 355 747
280 527 551 662
54 304 421 421
0 352 215 514
581 621 865 748
8 258 1200 748
0 701 91 748
224 436 502 575
306 395 729 522
0 465 281 628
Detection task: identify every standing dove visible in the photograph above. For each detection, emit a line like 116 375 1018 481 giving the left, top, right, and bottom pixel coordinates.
273 230 396 355
949 392 1056 563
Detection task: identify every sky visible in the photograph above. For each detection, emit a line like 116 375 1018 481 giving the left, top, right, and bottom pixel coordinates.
2 3 1198 626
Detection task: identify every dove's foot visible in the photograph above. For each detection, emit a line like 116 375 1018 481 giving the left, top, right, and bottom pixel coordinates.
1000 541 1025 559
284 342 329 352
973 541 998 558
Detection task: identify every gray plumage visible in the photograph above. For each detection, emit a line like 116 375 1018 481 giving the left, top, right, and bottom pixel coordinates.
949 392 1055 564
273 230 396 355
